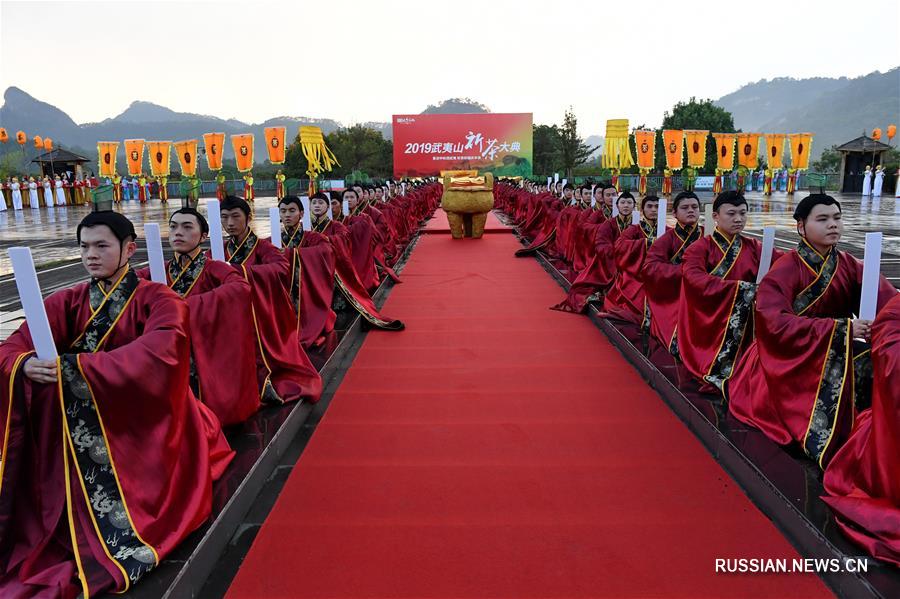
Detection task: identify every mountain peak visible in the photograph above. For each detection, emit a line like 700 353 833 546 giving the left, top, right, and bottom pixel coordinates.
3 86 35 104
114 100 179 123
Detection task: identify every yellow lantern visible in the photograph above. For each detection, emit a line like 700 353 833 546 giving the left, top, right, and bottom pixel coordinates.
736 133 762 169
765 134 786 169
231 134 254 172
33 135 43 149
634 130 656 172
662 129 684 170
174 140 199 176
872 128 882 140
147 141 172 177
203 132 225 170
124 139 145 176
788 134 814 171
712 133 736 171
43 137 53 151
97 142 119 177
264 127 286 164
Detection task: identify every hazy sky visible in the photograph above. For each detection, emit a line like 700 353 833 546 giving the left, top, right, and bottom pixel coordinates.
1 0 898 137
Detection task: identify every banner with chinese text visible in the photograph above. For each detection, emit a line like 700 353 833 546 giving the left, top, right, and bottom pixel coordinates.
392 113 533 177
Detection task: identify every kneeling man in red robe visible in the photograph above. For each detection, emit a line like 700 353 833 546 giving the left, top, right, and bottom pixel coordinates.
160 207 260 427
677 191 766 395
0 212 226 597
642 191 701 353
551 192 635 313
218 196 322 404
603 195 660 325
728 194 897 467
824 293 900 565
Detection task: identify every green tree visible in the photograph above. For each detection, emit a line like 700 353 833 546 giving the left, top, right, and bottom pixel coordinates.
559 107 596 179
811 145 841 172
532 124 562 176
656 98 736 172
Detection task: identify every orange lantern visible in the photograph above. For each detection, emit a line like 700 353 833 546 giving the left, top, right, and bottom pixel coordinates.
634 129 656 172
33 135 43 149
203 132 225 170
124 139 146 176
264 127 286 164
765 134 786 169
872 128 882 140
231 133 254 172
147 141 172 177
0 128 8 143
97 142 119 177
712 133 736 171
887 124 896 141
43 137 53 151
788 133 814 170
15 130 26 145
662 129 684 170
174 139 199 176
736 133 762 169
684 130 708 168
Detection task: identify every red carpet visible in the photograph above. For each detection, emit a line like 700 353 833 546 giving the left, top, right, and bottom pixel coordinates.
226 230 831 598
422 208 507 234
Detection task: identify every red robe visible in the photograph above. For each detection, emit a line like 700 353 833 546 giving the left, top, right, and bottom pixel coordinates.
572 205 611 275
342 214 380 290
728 244 897 467
823 293 900 566
553 203 583 264
141 255 260 427
0 272 221 597
603 220 659 325
551 215 630 313
281 228 338 349
642 223 701 352
219 231 322 404
360 203 398 270
515 195 562 257
304 220 404 332
677 231 764 395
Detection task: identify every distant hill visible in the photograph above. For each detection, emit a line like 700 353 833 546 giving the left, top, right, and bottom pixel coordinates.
715 68 899 156
421 98 490 114
0 89 502 168
0 87 354 167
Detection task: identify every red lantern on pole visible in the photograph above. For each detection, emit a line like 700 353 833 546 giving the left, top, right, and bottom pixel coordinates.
872 128 882 140
888 124 897 142
43 137 53 151
16 130 26 145
33 135 43 148
0 128 8 143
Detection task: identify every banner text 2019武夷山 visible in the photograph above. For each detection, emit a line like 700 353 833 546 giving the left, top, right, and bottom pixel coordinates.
392 113 533 177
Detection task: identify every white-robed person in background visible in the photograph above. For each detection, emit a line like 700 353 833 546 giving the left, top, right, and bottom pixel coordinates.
861 165 872 196
872 165 884 198
10 176 23 210
27 176 39 208
54 174 66 206
41 176 53 206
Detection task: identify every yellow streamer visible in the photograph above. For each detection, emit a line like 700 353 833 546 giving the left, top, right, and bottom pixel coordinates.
299 126 340 193
601 119 634 170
